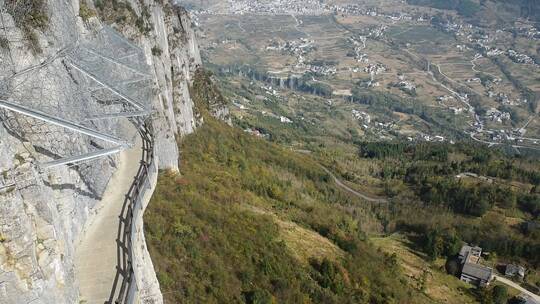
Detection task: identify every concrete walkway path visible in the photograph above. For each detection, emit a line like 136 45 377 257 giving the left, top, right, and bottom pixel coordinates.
75 136 142 304
494 275 540 302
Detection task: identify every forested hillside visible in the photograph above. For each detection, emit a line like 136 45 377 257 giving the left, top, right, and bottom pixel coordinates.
144 117 435 303
353 141 540 265
494 0 540 20
143 72 433 303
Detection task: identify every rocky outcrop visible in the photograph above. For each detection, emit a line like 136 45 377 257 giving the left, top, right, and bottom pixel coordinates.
190 69 231 124
0 0 205 303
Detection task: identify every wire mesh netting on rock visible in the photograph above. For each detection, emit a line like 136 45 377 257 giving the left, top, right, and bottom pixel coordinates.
0 0 153 172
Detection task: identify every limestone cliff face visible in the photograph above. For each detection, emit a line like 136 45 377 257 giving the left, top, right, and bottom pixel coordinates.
0 0 203 303
130 1 203 170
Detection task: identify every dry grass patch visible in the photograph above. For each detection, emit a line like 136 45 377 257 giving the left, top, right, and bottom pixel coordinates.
371 234 478 304
245 205 345 264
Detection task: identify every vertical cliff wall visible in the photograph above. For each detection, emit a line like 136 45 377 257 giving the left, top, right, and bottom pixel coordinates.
0 0 202 302
129 0 203 170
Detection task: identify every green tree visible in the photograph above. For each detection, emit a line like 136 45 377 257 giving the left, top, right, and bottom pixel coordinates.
425 229 444 260
445 258 460 276
492 285 508 304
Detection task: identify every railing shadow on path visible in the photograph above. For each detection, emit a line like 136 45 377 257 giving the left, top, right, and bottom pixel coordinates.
107 117 156 304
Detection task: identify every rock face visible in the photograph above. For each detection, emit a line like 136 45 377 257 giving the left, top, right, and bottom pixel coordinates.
138 1 203 170
0 0 204 303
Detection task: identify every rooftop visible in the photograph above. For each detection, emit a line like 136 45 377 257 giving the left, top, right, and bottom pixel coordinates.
459 245 482 264
462 263 493 281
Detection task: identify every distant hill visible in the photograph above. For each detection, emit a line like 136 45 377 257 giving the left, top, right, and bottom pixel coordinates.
496 0 540 21
407 0 481 17
407 0 540 22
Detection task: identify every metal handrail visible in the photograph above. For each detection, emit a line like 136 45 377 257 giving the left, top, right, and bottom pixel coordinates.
107 117 155 304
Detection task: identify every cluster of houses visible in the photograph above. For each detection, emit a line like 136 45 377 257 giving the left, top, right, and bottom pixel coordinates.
243 128 269 139
364 63 387 76
481 46 537 67
304 64 337 76
407 133 446 143
507 49 536 65
260 85 281 98
467 31 538 68
456 44 469 52
193 0 539 70
348 36 369 63
266 38 315 56
491 92 528 106
366 25 388 39
216 0 328 15
428 13 539 69
516 25 540 40
331 4 377 16
486 48 505 57
393 76 416 95
481 126 540 145
265 38 317 71
351 109 371 125
485 129 518 142
191 0 428 20
330 4 429 23
486 108 511 123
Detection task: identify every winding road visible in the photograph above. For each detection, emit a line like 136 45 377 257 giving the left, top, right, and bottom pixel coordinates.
494 275 540 302
319 165 388 203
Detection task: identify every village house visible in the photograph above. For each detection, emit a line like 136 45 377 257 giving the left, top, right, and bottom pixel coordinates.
505 264 525 280
458 245 494 287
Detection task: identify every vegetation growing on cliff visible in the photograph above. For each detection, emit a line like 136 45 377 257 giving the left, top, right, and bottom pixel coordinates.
94 0 153 34
191 69 230 117
79 1 96 22
5 0 49 53
144 71 435 303
144 116 436 303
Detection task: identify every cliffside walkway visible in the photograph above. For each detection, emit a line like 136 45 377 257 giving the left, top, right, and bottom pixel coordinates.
107 120 158 303
75 134 142 304
1 20 157 303
76 118 157 304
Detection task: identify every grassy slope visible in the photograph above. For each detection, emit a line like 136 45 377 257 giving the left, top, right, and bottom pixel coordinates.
144 114 436 303
371 234 479 304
